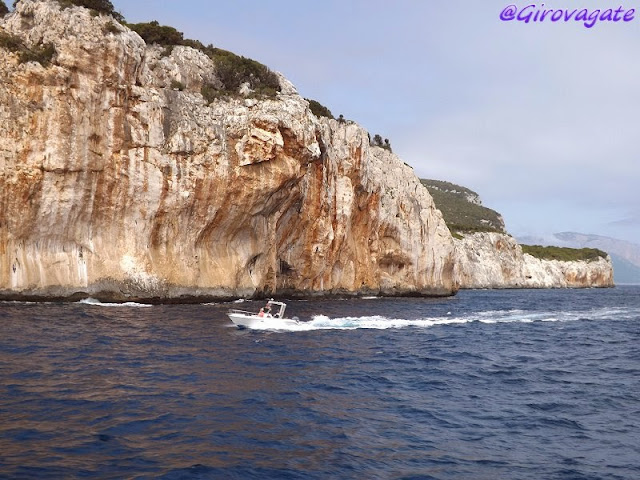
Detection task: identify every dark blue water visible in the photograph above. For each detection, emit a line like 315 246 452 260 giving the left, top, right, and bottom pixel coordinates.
1 287 639 479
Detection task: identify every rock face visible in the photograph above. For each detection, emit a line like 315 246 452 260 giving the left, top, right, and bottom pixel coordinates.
453 233 525 289
0 1 457 301
422 179 615 289
518 232 640 284
453 232 614 289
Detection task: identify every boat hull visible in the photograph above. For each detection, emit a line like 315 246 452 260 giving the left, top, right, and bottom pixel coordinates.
228 312 299 329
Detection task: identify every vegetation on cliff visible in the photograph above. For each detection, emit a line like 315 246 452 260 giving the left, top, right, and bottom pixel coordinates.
371 134 392 152
125 20 281 99
0 29 56 65
54 0 123 22
421 179 505 234
125 20 183 45
306 99 334 119
6 3 281 97
205 46 280 98
9 0 326 105
522 245 608 262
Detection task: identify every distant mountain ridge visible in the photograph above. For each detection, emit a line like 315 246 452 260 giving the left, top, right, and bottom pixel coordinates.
608 254 640 284
555 232 640 267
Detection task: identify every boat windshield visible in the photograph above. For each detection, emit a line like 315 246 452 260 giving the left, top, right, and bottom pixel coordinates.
266 301 286 318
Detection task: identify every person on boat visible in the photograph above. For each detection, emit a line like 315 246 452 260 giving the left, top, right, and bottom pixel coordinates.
258 302 272 317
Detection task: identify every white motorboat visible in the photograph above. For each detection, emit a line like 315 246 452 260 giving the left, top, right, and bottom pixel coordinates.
228 299 300 329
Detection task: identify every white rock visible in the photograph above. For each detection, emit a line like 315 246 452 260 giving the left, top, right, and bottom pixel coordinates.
453 232 613 289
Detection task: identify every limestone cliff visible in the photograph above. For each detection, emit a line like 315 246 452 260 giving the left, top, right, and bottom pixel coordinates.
0 0 456 301
453 232 614 289
422 180 614 289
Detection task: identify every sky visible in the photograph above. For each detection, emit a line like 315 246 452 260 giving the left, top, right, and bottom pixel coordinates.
107 0 639 244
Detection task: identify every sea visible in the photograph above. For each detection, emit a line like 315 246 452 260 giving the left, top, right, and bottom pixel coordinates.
1 286 639 480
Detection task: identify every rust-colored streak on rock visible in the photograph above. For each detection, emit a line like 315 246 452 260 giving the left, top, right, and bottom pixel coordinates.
0 0 457 301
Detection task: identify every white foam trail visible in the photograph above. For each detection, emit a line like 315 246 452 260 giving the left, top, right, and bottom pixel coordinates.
78 298 152 308
239 306 640 332
243 314 475 332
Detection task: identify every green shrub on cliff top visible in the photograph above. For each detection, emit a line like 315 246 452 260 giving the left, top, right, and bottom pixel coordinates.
521 245 607 262
126 20 280 98
371 134 392 152
127 20 184 46
306 99 334 119
421 179 505 234
56 0 123 22
0 2 9 17
207 46 280 97
198 48 280 100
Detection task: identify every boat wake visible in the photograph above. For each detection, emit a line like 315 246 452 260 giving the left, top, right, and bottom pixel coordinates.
78 298 152 308
238 306 639 332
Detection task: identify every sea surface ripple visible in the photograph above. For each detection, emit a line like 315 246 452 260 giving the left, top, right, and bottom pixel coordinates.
1 286 639 479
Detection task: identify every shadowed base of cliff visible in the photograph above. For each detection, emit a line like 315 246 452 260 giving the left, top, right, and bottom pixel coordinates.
0 283 458 304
